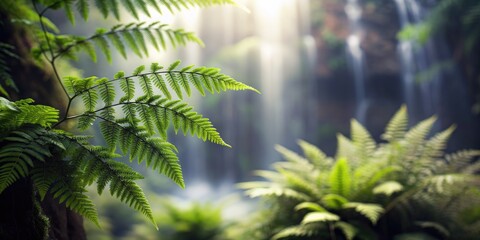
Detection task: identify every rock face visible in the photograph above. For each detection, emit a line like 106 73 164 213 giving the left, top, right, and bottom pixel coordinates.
309 0 480 152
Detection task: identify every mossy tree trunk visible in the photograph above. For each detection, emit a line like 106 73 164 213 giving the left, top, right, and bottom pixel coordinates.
0 9 86 240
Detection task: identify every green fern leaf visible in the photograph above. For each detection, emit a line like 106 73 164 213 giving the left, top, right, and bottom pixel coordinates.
96 118 184 187
334 222 358 240
135 103 155 134
373 181 404 196
151 73 172 99
322 194 349 209
132 28 149 56
422 125 455 160
0 126 62 193
302 211 340 223
138 75 154 98
329 157 351 197
344 202 384 224
119 76 135 102
93 32 112 62
405 116 437 149
0 98 59 130
61 1 75 24
272 224 324 240
295 202 328 212
382 105 408 142
99 109 118 149
76 0 89 20
94 0 109 18
244 187 310 201
275 145 311 166
96 160 156 225
78 41 97 62
78 114 96 130
298 139 330 167
98 78 115 105
335 134 355 160
107 33 127 58
79 77 99 112
276 168 320 198
167 72 184 99
48 171 99 226
350 119 376 164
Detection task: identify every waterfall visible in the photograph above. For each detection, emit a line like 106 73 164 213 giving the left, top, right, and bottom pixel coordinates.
137 0 316 199
394 0 443 122
393 0 478 150
345 0 367 123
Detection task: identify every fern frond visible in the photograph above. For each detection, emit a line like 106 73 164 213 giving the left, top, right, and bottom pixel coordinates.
96 160 156 225
0 125 62 193
404 116 437 149
99 117 184 187
350 119 376 164
321 194 349 209
373 181 404 196
275 145 312 167
295 202 328 212
31 160 99 226
276 167 320 199
0 98 59 131
297 139 331 168
335 134 356 161
329 157 351 198
344 202 384 224
422 125 455 160
52 22 204 62
424 174 470 193
122 99 229 146
414 221 450 238
302 211 340 223
244 187 310 201
382 105 408 142
59 135 156 225
335 222 358 240
272 223 324 240
445 150 480 172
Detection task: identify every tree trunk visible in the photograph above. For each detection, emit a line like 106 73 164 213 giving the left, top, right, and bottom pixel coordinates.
0 8 86 240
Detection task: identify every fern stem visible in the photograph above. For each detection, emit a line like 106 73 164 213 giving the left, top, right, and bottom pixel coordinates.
51 25 196 60
32 0 71 118
69 70 225 102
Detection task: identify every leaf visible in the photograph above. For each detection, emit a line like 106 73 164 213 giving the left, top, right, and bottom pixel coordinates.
344 202 384 224
335 222 358 240
295 202 327 212
302 211 340 223
373 181 404 196
350 119 376 163
329 157 351 197
382 105 408 142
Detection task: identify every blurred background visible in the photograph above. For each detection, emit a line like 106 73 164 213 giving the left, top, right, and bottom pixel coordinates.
52 0 480 238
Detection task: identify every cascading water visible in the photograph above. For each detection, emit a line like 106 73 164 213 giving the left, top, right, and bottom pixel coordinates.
393 0 477 149
394 0 444 122
345 0 367 123
135 0 316 199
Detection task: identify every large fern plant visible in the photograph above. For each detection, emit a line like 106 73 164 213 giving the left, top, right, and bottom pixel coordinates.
0 0 256 230
238 106 480 240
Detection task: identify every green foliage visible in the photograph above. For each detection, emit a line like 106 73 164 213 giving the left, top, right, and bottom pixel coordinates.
47 0 244 23
39 22 205 62
238 106 480 239
150 199 227 240
0 0 257 232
